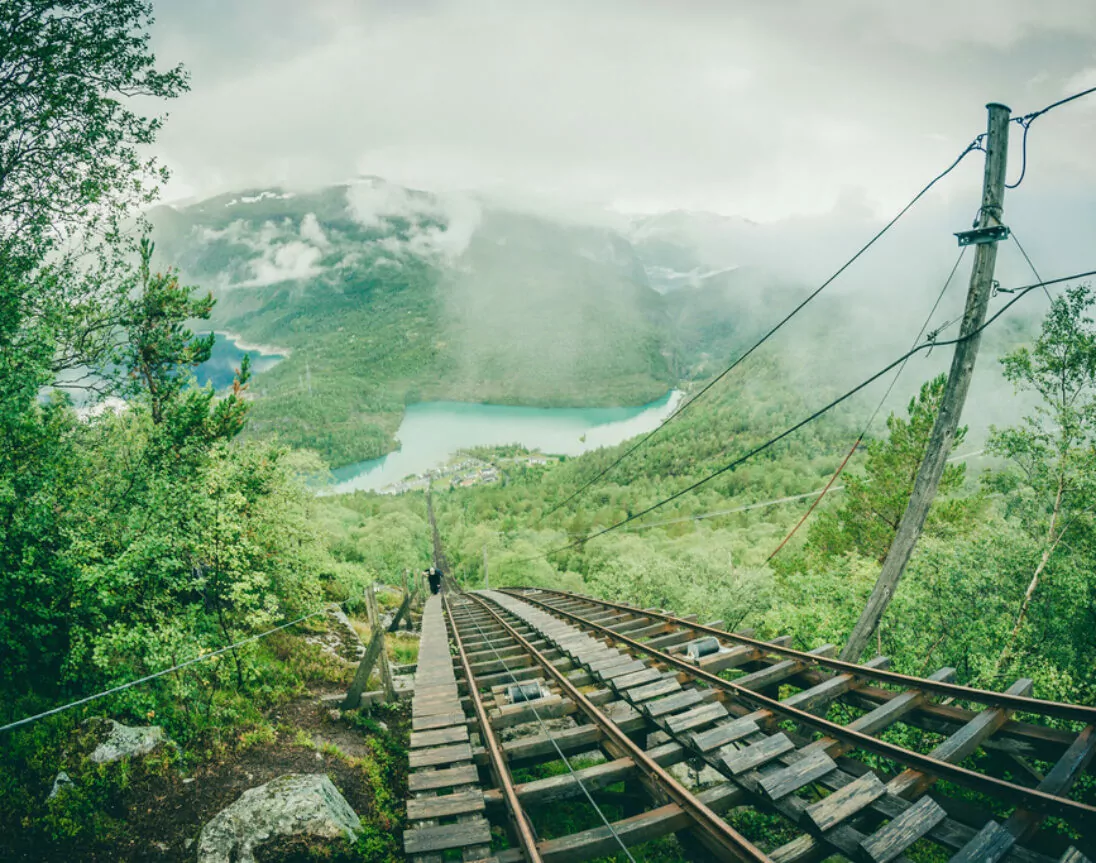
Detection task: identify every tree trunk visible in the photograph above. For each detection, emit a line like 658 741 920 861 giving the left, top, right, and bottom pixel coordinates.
997 474 1065 669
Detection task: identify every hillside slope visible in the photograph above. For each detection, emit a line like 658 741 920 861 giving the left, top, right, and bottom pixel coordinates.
149 181 679 465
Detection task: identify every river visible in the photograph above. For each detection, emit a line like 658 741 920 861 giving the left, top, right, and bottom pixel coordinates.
329 391 683 494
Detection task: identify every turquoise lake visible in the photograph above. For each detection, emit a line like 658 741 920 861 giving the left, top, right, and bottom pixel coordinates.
329 391 683 494
195 333 285 389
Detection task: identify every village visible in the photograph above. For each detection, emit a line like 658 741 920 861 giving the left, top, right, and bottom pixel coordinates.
377 450 557 495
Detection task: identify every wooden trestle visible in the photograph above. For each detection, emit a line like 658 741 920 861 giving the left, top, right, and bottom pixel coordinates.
401 587 1096 863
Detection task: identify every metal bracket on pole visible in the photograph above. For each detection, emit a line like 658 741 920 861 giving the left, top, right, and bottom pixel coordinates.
955 224 1010 247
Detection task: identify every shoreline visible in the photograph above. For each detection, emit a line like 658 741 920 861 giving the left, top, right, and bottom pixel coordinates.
214 329 292 358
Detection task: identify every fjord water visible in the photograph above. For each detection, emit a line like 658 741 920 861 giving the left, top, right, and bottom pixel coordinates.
195 333 284 389
330 391 683 494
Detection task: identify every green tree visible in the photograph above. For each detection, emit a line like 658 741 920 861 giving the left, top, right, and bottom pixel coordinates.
807 375 975 563
986 284 1096 667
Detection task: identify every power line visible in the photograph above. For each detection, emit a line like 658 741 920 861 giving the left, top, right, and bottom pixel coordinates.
1009 229 1051 303
538 137 985 522
620 449 984 533
1007 85 1096 190
511 269 1096 565
766 246 968 559
1 608 329 734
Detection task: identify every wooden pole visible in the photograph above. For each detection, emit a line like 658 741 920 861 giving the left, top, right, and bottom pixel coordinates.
483 545 489 590
841 102 1012 662
364 583 395 701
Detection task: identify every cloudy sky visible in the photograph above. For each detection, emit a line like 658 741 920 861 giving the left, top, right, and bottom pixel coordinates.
149 0 1095 223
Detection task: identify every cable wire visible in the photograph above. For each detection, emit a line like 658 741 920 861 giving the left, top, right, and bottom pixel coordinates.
1007 85 1096 189
512 268 1096 565
453 595 637 862
765 246 968 559
538 137 985 522
620 449 983 533
1 609 329 734
1009 229 1052 303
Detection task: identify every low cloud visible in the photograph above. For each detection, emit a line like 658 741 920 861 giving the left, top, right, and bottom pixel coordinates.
345 179 481 260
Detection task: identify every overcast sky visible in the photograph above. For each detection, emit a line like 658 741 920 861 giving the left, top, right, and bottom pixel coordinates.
149 0 1096 222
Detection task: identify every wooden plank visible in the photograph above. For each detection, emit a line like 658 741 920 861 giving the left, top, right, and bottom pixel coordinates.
409 763 480 792
597 659 647 680
412 711 468 732
665 702 727 734
733 644 835 692
503 724 602 763
411 724 470 748
1061 849 1092 863
781 658 889 713
588 653 635 673
409 742 473 770
407 789 485 821
691 716 760 752
948 725 1096 863
611 667 663 690
859 796 946 863
403 817 492 855
803 667 957 758
484 758 635 807
498 782 744 863
722 732 795 775
630 677 682 702
948 821 1013 863
888 678 1033 799
758 749 837 800
645 689 705 718
804 772 886 832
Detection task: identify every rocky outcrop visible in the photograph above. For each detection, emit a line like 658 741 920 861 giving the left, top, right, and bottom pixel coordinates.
305 605 365 663
84 718 168 764
196 773 360 863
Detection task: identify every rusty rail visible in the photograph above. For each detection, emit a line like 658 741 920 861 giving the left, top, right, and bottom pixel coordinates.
464 592 773 863
534 588 1096 725
505 588 1096 832
444 593 542 861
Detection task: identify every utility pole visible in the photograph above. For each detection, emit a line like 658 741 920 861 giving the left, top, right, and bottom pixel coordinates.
483 545 489 590
841 103 1012 662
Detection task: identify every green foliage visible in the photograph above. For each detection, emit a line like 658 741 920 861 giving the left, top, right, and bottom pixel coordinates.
806 374 977 563
982 283 1096 674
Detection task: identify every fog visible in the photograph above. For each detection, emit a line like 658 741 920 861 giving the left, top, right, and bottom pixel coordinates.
147 0 1096 440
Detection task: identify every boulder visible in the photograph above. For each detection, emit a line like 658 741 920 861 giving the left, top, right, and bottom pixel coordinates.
196 773 360 863
84 718 168 764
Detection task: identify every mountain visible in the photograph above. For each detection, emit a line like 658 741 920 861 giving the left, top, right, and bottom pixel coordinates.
148 180 687 466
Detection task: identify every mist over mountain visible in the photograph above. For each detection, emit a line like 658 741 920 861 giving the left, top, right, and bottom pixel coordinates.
148 175 1076 466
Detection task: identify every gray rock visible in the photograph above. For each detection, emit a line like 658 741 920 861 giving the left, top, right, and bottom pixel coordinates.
668 760 724 790
85 718 168 764
196 773 360 863
48 771 74 799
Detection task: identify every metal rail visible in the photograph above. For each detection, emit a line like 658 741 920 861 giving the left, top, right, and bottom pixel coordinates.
466 592 774 863
444 594 543 862
532 588 1096 726
506 589 1096 831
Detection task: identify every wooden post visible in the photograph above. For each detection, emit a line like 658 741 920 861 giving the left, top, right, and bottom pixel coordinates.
341 629 386 710
841 102 1011 662
364 583 396 701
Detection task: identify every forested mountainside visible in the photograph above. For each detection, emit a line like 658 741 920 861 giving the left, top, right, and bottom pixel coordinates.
149 180 1049 468
148 183 679 466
